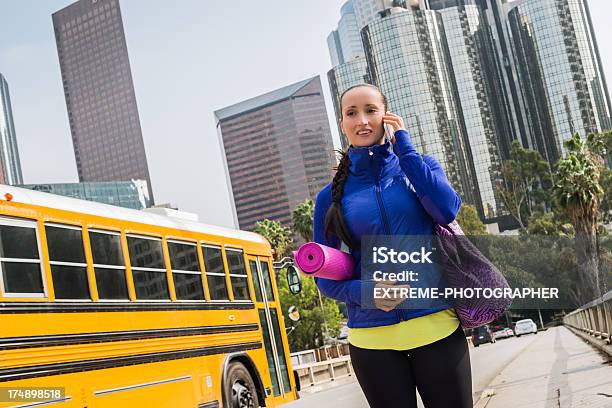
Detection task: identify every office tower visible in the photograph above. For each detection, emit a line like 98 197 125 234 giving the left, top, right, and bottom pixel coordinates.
426 0 506 220
353 0 380 29
18 180 151 209
0 74 23 185
353 0 431 29
477 0 533 155
327 1 366 66
327 31 344 68
327 57 371 150
327 1 373 150
507 0 612 166
52 0 154 202
353 0 389 29
214 77 336 231
362 7 480 209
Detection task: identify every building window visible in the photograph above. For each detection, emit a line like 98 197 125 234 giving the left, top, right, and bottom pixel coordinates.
46 224 90 300
225 248 251 301
0 218 45 296
201 245 229 301
167 240 204 301
127 235 169 300
89 229 128 300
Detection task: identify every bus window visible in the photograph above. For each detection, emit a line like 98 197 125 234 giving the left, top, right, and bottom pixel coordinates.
225 248 251 301
201 245 229 301
127 235 170 300
89 230 129 300
258 308 280 396
260 261 275 301
46 224 90 300
167 240 204 301
248 260 263 302
269 309 292 393
0 218 44 296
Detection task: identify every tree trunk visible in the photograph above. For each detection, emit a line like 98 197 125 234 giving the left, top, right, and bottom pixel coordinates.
572 203 601 303
516 196 525 229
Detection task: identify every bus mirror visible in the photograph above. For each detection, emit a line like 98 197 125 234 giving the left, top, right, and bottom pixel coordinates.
286 265 302 295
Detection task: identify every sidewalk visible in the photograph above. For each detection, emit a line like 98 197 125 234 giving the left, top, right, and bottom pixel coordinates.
475 326 612 408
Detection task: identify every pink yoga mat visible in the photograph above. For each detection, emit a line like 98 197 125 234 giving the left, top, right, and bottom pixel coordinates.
294 242 354 280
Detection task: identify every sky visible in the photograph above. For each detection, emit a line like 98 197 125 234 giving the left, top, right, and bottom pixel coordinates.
1 0 612 230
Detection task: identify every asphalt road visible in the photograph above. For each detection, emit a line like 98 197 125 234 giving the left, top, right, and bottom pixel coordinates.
285 333 540 408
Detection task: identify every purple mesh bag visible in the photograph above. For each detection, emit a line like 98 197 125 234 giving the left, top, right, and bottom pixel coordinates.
434 220 511 329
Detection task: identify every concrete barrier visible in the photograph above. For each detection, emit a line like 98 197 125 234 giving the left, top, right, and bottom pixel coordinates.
564 289 612 347
293 356 354 393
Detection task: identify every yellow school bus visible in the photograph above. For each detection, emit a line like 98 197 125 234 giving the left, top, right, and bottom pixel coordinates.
0 185 298 408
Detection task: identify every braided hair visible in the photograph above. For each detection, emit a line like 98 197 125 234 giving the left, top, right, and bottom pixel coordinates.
324 149 355 249
324 84 388 250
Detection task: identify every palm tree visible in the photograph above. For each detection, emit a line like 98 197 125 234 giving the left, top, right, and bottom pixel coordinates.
553 131 612 300
254 219 293 261
292 199 314 243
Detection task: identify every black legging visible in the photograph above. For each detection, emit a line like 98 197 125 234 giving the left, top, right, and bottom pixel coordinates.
349 325 473 408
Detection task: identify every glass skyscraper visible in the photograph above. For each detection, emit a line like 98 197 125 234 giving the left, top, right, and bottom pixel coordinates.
327 1 374 150
327 0 366 66
215 77 336 231
18 180 151 210
52 0 154 202
327 57 371 150
362 7 479 207
327 31 344 68
477 0 534 155
325 0 611 228
353 0 389 30
0 74 23 185
428 0 506 219
507 0 612 166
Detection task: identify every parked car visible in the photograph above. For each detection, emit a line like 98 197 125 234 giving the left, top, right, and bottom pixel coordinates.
514 319 538 336
337 325 349 340
504 328 515 337
472 325 496 347
492 328 509 340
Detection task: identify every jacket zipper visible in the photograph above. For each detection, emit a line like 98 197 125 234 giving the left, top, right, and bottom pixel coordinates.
369 149 391 235
369 148 403 322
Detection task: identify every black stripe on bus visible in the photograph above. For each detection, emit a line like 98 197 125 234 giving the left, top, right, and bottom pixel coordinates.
0 323 260 350
0 341 262 383
0 301 254 314
199 402 220 408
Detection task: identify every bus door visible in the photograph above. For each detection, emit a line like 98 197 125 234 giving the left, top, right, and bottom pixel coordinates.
247 256 292 400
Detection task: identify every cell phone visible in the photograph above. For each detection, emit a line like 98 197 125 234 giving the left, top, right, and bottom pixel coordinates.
384 123 393 142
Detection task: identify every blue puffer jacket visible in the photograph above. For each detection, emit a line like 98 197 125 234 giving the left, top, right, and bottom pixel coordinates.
313 129 462 328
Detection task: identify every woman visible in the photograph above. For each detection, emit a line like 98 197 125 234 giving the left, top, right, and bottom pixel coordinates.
313 84 472 408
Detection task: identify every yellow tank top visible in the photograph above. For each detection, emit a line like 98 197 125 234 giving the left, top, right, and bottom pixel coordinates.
348 309 460 350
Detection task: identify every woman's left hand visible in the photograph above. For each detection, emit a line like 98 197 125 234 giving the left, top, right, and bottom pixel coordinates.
383 112 406 144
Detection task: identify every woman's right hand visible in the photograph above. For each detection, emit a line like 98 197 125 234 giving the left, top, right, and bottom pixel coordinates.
373 280 410 312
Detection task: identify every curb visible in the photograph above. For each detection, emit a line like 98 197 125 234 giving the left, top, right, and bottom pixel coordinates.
473 388 496 408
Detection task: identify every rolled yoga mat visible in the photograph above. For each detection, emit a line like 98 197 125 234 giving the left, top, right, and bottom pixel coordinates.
294 242 354 280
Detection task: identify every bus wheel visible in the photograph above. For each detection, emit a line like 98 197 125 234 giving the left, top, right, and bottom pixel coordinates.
225 362 260 408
